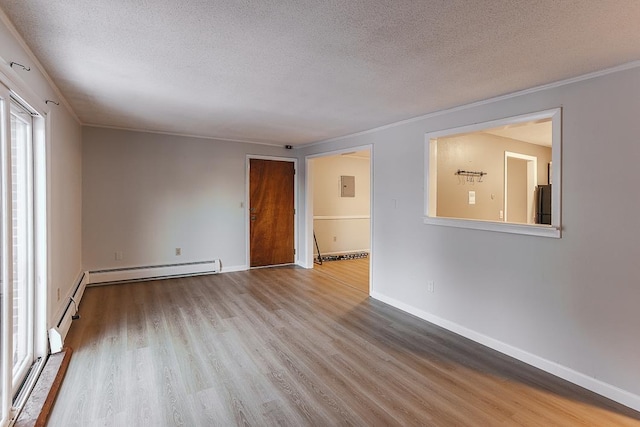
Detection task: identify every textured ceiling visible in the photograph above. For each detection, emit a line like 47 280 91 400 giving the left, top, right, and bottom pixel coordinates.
485 121 552 147
0 1 639 146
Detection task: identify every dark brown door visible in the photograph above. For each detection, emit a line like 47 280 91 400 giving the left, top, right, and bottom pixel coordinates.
250 159 295 267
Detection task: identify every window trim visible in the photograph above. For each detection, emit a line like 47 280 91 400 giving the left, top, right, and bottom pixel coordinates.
9 100 36 394
424 108 562 238
0 82 48 426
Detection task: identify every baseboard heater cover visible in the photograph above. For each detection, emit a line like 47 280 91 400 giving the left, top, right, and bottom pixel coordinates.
49 272 89 353
317 252 369 262
88 259 222 285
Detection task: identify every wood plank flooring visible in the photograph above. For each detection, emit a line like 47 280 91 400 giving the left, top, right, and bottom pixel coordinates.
49 266 640 426
313 258 369 293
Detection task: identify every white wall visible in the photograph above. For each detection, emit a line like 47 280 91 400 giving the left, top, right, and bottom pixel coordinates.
48 109 82 326
298 65 640 410
0 14 83 329
82 127 292 272
312 154 370 255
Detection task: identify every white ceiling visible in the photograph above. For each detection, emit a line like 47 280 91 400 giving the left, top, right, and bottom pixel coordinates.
1 1 639 146
484 121 552 147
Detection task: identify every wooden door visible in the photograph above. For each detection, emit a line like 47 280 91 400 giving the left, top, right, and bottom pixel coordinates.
250 159 295 267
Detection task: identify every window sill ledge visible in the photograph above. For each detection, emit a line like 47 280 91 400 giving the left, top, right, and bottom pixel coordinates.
423 216 561 238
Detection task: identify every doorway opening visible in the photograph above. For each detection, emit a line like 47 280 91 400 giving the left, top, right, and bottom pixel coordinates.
306 147 372 294
504 152 537 224
0 89 48 425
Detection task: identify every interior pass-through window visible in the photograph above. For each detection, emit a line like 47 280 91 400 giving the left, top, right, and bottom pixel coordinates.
424 108 561 238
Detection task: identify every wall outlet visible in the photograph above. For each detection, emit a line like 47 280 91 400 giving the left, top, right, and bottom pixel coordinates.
175 247 182 256
115 251 123 260
57 288 60 301
427 281 435 293
333 236 337 242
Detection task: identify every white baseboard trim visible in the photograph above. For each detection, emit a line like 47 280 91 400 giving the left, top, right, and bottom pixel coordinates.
220 264 248 273
370 290 640 413
313 215 371 220
297 260 313 269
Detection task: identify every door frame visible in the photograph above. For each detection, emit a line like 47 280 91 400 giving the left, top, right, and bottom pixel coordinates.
304 144 373 294
504 151 537 224
245 155 298 268
0 82 49 422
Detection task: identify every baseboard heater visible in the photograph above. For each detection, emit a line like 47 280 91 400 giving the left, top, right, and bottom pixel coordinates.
318 252 369 262
49 272 89 353
87 259 222 286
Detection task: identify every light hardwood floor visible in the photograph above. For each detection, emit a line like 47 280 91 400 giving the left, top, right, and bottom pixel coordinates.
49 266 640 426
313 257 369 293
